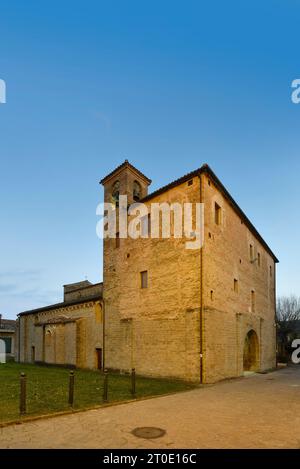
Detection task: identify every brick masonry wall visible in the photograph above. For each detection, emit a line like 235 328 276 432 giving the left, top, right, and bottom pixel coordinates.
64 283 103 302
202 172 276 382
103 167 277 383
104 174 202 381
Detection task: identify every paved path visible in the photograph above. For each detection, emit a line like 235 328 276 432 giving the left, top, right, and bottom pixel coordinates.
1 366 300 448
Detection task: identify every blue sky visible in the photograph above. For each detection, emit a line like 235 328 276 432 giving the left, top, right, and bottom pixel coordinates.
1 0 300 319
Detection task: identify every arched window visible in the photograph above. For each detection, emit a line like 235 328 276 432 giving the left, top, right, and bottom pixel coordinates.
133 180 142 201
111 180 120 206
45 328 53 346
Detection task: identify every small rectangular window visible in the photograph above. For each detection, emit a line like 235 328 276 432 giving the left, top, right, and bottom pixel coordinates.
257 252 261 267
188 179 193 186
215 203 221 225
234 279 239 293
251 290 256 312
270 265 272 277
140 271 148 289
116 232 120 248
250 244 254 262
210 290 214 301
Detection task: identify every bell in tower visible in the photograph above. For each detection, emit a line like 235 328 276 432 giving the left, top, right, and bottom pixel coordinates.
100 160 152 207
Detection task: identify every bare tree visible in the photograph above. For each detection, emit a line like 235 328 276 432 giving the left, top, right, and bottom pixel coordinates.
276 295 300 362
276 295 300 323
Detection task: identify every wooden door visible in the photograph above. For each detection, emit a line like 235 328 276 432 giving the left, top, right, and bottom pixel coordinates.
96 348 102 370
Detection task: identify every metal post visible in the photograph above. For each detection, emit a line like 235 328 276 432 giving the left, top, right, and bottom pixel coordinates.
68 371 75 406
131 368 136 397
103 369 108 402
20 372 26 415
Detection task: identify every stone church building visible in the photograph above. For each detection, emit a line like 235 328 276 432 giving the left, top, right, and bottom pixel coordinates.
18 281 103 369
19 161 278 383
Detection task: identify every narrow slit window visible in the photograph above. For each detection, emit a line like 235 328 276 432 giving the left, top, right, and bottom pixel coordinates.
140 271 148 289
215 202 221 225
250 244 254 262
251 290 256 312
116 232 120 248
257 252 261 267
234 279 239 293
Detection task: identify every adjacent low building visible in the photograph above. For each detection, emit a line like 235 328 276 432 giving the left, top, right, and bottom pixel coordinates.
18 281 103 369
0 315 17 361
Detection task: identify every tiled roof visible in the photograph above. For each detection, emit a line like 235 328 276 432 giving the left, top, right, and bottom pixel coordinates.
100 160 152 185
18 293 102 317
0 319 17 330
141 163 279 263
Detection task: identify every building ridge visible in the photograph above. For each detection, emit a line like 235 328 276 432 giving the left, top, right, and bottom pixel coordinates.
63 282 103 295
140 162 278 263
18 293 102 317
100 159 152 185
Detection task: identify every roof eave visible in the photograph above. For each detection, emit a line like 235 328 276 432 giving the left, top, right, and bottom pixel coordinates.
201 164 279 263
18 295 102 317
141 163 278 263
100 160 152 186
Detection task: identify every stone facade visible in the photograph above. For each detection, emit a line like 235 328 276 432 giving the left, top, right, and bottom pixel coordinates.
18 282 104 369
201 171 276 382
18 161 278 383
101 161 278 383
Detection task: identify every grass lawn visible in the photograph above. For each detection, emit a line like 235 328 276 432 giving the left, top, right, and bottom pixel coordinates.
0 362 194 424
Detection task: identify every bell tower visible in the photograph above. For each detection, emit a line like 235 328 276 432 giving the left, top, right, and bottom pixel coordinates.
100 159 151 207
100 160 151 370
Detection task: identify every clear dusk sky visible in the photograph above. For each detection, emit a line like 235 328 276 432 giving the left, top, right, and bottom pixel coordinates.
1 0 300 319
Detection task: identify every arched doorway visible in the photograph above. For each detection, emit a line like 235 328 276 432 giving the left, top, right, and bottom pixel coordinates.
243 329 259 371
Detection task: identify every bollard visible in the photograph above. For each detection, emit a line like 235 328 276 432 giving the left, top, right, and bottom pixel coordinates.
20 372 27 415
131 368 136 397
68 371 75 406
103 369 108 403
